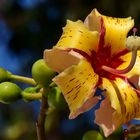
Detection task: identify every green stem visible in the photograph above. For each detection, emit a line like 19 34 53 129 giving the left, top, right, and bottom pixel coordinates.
10 74 36 86
36 88 48 140
22 92 42 100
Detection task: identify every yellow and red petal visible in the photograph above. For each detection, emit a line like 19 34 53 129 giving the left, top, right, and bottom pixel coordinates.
56 20 99 55
85 9 134 55
114 78 140 121
96 78 140 137
53 59 99 119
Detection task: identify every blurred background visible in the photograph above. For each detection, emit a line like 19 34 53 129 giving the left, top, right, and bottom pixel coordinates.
0 0 140 140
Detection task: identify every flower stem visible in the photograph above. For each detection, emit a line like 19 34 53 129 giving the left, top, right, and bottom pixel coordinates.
102 50 137 75
21 92 42 100
10 74 36 86
36 88 48 140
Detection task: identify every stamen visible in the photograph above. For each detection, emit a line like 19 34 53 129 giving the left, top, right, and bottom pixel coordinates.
102 50 137 75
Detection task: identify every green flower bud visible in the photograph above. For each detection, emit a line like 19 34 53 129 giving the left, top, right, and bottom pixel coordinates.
32 59 56 87
0 68 11 82
0 82 22 104
82 130 104 140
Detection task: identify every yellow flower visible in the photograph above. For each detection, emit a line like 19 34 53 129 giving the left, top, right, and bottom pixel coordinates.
44 9 140 137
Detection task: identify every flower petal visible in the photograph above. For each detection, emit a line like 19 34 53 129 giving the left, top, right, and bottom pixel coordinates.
44 48 83 73
85 9 134 55
95 97 120 137
53 59 99 119
95 78 140 137
114 78 140 122
84 9 100 31
56 20 99 55
95 78 122 137
118 51 140 88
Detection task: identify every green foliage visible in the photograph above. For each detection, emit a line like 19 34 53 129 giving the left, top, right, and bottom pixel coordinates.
32 59 56 87
134 136 140 140
108 127 123 139
0 82 22 104
24 86 41 93
45 87 67 133
82 130 104 140
45 107 60 133
47 87 66 109
24 87 37 93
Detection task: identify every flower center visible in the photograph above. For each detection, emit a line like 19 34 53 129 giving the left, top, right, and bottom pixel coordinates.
70 32 139 80
68 25 139 79
90 47 128 79
101 50 137 75
101 28 140 76
70 47 128 80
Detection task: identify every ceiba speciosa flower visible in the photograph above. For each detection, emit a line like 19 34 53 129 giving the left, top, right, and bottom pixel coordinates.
44 9 140 137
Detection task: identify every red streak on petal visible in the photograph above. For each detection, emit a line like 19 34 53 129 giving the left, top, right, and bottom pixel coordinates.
66 17 129 81
125 78 140 98
98 17 106 52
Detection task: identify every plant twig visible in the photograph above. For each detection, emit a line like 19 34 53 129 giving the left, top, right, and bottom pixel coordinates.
36 88 48 140
10 74 36 85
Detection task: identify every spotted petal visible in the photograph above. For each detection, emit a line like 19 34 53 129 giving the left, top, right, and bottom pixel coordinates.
56 20 99 55
44 20 99 72
84 9 134 55
96 78 140 137
53 59 99 119
117 51 140 120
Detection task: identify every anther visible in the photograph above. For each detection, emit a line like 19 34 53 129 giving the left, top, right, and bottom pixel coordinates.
126 28 140 51
126 36 140 51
